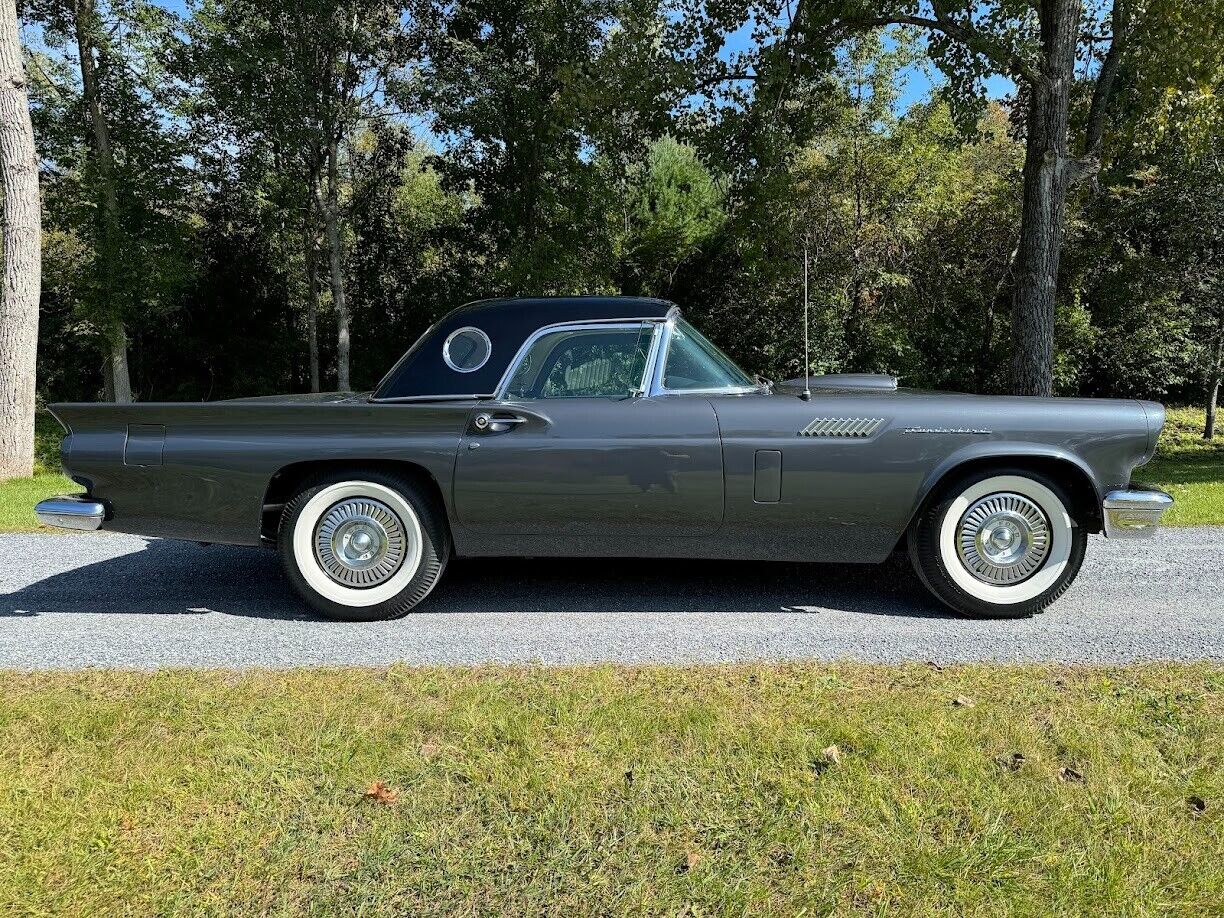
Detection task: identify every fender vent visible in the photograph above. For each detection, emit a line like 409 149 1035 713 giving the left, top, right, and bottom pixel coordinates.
799 417 885 438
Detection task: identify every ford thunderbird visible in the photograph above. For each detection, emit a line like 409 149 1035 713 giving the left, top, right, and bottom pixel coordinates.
37 296 1173 620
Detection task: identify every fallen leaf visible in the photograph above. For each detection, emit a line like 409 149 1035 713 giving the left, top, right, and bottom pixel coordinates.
995 752 1026 772
363 780 400 805
953 695 975 708
1058 766 1085 784
676 851 701 873
1186 795 1207 815
822 744 842 766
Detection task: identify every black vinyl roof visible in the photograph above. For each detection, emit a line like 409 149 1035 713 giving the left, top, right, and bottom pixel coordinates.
372 296 677 400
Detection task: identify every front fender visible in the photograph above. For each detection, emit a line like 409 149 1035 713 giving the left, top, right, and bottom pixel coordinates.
907 441 1104 531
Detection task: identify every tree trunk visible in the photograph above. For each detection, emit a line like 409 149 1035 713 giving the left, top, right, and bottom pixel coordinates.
74 0 131 402
1207 376 1220 441
1009 0 1081 397
1206 306 1224 440
0 0 41 481
103 315 131 403
318 138 349 391
302 196 320 393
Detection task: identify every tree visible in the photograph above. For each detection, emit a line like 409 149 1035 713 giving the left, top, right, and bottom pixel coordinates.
677 0 1146 395
69 0 128 400
409 0 675 295
25 0 192 402
1066 0 1224 433
189 0 413 391
614 137 725 296
0 0 41 479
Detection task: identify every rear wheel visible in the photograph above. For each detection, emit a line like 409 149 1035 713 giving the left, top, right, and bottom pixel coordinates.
908 470 1087 619
278 469 449 621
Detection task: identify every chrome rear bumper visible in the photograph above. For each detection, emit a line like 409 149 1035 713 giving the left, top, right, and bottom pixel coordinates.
35 495 107 531
1103 488 1174 539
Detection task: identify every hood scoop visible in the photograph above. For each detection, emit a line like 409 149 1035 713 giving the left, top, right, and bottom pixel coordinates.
783 373 899 392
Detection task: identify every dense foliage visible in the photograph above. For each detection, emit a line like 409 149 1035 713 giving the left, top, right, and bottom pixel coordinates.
21 0 1223 410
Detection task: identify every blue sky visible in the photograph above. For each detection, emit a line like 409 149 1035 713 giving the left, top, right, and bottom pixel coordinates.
152 0 1014 113
718 17 1015 110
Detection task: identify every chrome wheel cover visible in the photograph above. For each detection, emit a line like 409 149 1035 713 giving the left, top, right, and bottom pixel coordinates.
313 498 407 588
956 492 1051 585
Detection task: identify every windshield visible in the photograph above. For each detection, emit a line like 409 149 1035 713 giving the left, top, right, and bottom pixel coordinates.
662 319 755 391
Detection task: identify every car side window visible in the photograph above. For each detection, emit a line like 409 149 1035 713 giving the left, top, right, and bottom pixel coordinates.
662 319 755 391
504 324 654 399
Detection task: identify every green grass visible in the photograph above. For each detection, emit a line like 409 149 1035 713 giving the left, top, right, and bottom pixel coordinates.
0 412 81 532
1143 406 1224 526
0 472 82 532
0 664 1219 916
3 406 1221 533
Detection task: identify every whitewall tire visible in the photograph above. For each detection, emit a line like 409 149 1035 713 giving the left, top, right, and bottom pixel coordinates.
278 470 449 621
908 470 1088 619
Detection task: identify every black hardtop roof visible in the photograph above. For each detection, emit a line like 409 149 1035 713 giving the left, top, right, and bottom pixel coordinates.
447 295 676 323
373 296 679 400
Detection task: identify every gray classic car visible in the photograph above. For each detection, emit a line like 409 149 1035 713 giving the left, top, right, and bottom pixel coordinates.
38 296 1173 620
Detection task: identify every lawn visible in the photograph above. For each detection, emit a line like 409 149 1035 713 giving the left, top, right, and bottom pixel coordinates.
4 405 1221 532
1143 406 1224 527
0 663 1219 916
0 411 81 532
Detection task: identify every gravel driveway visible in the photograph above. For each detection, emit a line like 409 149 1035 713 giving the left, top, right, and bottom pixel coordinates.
0 530 1220 669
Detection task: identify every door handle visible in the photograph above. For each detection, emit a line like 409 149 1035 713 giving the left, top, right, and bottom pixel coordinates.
473 412 528 433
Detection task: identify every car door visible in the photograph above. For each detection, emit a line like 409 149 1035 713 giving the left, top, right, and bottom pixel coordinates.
452 322 724 541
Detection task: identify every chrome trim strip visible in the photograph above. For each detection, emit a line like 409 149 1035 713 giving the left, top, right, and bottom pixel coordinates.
368 394 490 404
644 315 676 396
493 318 666 400
35 495 106 531
637 322 665 396
1102 488 1174 539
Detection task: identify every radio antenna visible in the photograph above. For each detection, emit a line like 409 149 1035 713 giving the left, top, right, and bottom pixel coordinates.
800 240 812 401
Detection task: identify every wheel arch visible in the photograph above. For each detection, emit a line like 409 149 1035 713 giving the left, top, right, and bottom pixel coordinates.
260 458 450 543
904 448 1104 539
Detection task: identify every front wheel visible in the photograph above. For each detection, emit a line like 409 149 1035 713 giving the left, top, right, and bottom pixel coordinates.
278 470 450 621
907 470 1088 619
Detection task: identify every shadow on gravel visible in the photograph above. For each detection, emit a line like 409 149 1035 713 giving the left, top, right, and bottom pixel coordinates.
0 538 953 619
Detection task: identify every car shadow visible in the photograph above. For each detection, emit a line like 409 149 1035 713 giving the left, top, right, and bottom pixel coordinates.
0 537 955 620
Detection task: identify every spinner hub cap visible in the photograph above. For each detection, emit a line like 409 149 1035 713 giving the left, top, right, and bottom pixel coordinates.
314 498 407 588
956 493 1051 585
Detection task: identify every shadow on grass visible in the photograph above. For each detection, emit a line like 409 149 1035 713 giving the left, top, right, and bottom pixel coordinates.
1145 457 1224 486
0 537 952 620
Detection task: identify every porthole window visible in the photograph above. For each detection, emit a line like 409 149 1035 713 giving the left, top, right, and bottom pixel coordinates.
442 327 491 373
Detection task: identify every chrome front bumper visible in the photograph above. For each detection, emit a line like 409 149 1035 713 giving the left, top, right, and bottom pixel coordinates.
35 495 107 531
1103 488 1174 539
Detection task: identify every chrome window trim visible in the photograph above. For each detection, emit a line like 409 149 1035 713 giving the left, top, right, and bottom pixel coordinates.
493 318 666 400
637 319 665 396
369 394 491 404
442 326 493 373
646 314 761 397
